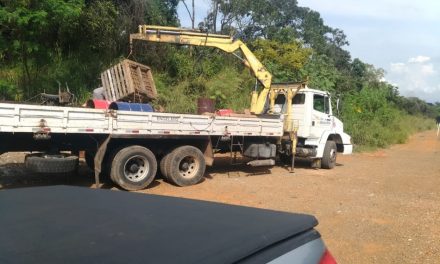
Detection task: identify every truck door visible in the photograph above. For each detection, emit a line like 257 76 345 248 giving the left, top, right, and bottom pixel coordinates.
290 93 309 138
310 94 333 139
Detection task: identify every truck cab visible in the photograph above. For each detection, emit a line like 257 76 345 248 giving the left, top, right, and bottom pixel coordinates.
274 87 353 168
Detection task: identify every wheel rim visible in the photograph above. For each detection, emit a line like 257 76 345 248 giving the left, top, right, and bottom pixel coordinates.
179 156 200 179
123 155 149 182
42 154 65 159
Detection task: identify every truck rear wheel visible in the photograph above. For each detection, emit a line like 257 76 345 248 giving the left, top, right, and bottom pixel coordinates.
25 153 78 174
166 146 205 187
159 152 172 181
110 146 157 191
321 140 337 169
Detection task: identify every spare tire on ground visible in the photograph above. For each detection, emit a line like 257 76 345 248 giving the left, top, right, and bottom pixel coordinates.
25 153 79 174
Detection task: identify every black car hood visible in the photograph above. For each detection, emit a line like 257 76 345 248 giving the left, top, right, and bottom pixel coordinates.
0 186 318 264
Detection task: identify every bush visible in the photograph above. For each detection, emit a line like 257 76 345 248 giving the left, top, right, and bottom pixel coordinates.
341 87 435 150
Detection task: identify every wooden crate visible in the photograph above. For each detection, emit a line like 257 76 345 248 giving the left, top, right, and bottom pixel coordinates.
101 59 157 102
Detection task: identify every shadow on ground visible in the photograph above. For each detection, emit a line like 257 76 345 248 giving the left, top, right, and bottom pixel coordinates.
0 155 316 190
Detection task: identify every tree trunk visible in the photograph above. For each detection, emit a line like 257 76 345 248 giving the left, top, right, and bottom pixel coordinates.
181 0 195 29
22 44 32 98
191 0 195 29
213 1 218 32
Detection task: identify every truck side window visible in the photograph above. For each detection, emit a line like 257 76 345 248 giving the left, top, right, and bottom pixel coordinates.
313 94 329 114
274 94 286 104
272 94 286 114
292 94 305 104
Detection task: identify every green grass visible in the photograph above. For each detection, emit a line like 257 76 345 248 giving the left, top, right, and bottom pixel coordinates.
346 114 435 152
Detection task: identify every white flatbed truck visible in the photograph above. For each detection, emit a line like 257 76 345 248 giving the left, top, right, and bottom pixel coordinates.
0 85 352 191
0 25 354 191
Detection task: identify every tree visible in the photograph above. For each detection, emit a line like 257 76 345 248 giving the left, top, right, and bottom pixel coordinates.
0 0 84 96
300 54 339 92
251 38 312 82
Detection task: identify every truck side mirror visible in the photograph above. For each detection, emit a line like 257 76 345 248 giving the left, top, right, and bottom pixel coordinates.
336 98 340 117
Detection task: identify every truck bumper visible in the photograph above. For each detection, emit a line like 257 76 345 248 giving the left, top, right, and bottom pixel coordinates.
342 144 353 155
340 132 353 155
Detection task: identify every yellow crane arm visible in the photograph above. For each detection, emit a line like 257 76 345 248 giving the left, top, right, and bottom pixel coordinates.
130 25 273 113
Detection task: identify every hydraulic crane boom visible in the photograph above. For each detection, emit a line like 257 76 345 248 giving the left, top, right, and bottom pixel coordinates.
130 25 272 114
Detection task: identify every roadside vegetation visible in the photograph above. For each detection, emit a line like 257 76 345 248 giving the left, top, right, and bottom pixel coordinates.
1 0 438 150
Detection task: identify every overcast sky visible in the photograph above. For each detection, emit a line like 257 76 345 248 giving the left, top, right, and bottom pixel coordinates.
177 0 440 102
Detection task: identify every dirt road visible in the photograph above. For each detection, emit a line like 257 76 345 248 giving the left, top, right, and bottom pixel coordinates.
1 130 439 263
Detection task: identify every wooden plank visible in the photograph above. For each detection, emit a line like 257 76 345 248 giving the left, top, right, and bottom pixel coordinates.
145 69 157 99
107 68 116 101
109 67 118 100
117 63 127 100
121 63 130 99
116 64 126 99
112 65 122 100
123 61 135 94
130 65 138 94
106 70 116 101
101 72 110 101
136 66 146 94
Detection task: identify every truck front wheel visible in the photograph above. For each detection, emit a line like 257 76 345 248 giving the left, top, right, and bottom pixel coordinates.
321 140 337 169
166 146 205 187
110 146 157 191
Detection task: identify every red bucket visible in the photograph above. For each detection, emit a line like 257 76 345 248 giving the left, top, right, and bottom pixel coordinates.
86 99 111 109
216 109 234 116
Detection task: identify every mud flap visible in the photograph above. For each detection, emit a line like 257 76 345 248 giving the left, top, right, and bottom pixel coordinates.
200 137 214 166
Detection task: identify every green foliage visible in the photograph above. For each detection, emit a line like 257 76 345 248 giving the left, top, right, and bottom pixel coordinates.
300 53 339 92
0 79 18 100
0 65 21 100
144 0 179 25
80 1 118 53
0 0 179 103
251 39 312 82
204 68 252 110
0 0 85 97
154 74 198 114
341 88 435 150
152 66 252 114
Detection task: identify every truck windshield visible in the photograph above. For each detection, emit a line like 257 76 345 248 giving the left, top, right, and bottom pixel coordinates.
274 94 305 105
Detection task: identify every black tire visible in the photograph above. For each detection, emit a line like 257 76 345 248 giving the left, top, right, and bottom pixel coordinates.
25 153 79 174
321 140 337 169
159 152 172 181
110 146 157 191
166 146 206 187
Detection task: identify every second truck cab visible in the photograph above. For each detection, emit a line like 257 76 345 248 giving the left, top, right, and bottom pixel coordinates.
274 87 353 168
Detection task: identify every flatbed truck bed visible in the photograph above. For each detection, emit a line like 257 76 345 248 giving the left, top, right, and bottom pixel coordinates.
0 103 283 136
0 102 284 190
